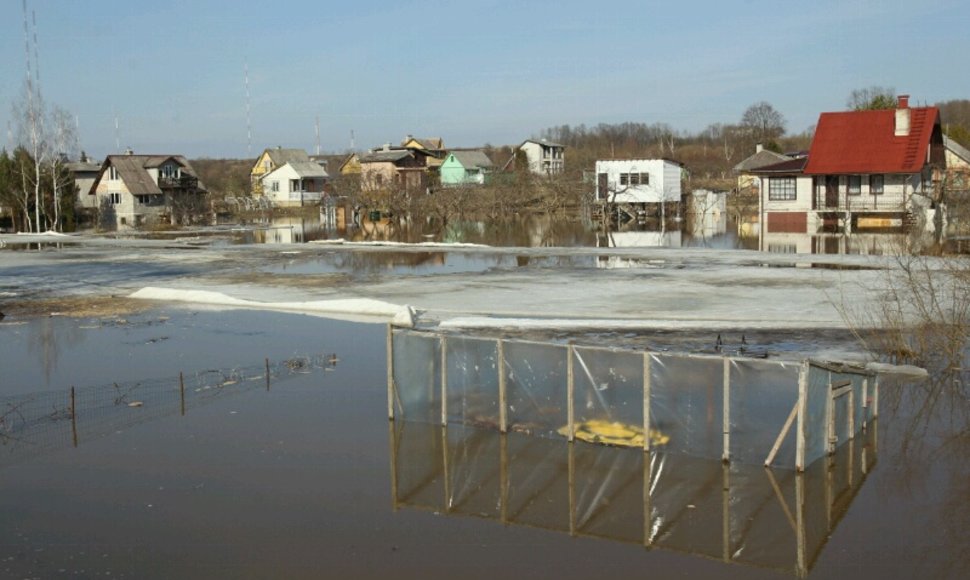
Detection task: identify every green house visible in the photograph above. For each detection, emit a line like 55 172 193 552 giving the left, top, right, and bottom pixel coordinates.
439 150 495 186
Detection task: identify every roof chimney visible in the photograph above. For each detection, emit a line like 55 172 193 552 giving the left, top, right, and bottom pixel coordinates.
755 143 764 153
895 94 911 137
124 147 134 155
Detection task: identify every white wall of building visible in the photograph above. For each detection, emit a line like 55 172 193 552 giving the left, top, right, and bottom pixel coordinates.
595 159 681 203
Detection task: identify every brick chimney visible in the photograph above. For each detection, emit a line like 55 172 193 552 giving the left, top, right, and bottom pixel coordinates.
895 94 911 137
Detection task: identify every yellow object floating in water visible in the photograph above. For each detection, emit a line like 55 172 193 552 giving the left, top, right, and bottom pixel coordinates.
558 419 670 448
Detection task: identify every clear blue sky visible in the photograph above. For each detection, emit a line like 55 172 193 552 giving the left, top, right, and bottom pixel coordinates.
1 0 967 159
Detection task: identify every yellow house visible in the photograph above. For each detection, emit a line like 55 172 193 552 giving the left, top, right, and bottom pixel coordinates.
339 153 361 175
250 147 312 195
401 135 445 169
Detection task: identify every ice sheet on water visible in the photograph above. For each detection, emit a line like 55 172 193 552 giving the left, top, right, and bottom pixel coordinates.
129 286 415 327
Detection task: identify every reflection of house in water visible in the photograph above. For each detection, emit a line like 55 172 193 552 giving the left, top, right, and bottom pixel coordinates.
762 232 913 255
390 421 876 578
255 216 325 244
596 229 681 267
687 189 728 238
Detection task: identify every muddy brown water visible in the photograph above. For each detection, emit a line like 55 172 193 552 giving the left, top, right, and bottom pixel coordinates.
0 308 966 578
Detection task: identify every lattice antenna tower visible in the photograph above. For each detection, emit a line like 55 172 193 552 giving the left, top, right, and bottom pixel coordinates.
350 129 355 152
315 116 321 156
245 61 253 157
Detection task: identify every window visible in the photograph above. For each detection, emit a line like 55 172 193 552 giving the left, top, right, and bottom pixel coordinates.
768 177 797 201
629 173 640 186
271 181 280 192
848 175 862 195
619 173 629 186
869 174 884 195
640 172 649 185
160 164 179 178
108 192 121 204
108 166 119 180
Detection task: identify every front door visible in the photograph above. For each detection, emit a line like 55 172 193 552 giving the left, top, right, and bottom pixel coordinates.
597 173 608 201
825 176 839 209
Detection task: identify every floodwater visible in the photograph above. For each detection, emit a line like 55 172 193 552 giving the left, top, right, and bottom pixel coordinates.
1 309 968 578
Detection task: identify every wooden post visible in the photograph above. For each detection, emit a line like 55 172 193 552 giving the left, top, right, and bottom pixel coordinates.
722 357 731 462
795 472 807 578
441 426 451 513
500 433 509 524
498 340 507 433
265 358 271 391
70 386 78 448
861 377 869 432
795 362 809 472
722 462 730 562
567 344 575 442
872 376 879 419
386 325 395 420
179 372 185 416
847 384 855 439
643 353 651 452
643 450 653 548
388 420 399 511
440 337 448 427
825 372 835 454
568 439 576 536
765 401 799 467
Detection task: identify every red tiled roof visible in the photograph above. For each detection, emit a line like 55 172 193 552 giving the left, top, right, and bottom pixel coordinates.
804 106 939 175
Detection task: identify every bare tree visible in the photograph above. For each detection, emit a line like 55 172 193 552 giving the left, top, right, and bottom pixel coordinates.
740 101 786 144
847 86 896 110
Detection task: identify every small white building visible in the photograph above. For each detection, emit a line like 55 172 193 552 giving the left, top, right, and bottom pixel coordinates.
518 139 565 175
594 159 682 204
261 161 330 207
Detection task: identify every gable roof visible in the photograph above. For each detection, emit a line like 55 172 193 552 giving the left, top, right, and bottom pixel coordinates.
264 147 311 166
944 135 970 166
747 157 808 175
804 106 940 175
91 154 205 195
448 150 494 170
521 139 564 149
359 149 414 163
403 136 444 150
282 160 330 178
733 149 791 173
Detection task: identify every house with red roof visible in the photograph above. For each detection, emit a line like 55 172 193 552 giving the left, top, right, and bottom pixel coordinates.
751 95 945 238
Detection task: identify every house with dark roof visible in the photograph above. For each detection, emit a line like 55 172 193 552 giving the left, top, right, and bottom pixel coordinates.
358 145 432 194
250 147 314 195
750 95 945 238
439 150 495 186
260 161 330 207
65 161 103 210
90 152 207 229
733 145 793 194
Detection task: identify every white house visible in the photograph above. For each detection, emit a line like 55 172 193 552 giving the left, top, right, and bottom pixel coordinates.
261 161 330 207
594 159 682 204
518 139 565 175
750 95 945 240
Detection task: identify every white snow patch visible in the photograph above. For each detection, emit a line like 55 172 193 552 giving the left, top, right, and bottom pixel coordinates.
865 362 929 377
439 316 846 331
311 239 490 249
129 287 416 327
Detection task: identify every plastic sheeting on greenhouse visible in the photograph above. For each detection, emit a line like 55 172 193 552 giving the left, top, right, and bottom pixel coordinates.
389 420 878 578
389 329 878 471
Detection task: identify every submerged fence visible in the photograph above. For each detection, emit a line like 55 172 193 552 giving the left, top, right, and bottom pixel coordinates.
387 328 878 470
0 353 335 465
390 420 877 578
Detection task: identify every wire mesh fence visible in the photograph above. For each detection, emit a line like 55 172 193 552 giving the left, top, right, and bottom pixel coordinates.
389 328 877 471
0 353 336 466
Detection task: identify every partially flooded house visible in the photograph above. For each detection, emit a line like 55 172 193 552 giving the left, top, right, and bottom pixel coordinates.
593 158 683 222
517 139 565 175
752 95 945 238
259 161 330 207
358 145 433 194
90 152 208 229
250 147 313 195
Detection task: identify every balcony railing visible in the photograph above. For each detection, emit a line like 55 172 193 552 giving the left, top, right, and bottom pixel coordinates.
813 190 906 212
158 175 199 190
